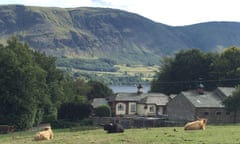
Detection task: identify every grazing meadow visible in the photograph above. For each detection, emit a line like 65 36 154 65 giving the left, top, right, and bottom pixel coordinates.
0 124 240 144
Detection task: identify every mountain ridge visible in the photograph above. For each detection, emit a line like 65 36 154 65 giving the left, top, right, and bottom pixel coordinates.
1 5 240 65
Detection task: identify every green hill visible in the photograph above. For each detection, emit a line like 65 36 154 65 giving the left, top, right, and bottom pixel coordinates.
1 5 240 65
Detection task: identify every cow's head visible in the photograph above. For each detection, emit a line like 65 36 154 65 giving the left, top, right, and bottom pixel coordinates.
197 118 207 124
104 123 113 131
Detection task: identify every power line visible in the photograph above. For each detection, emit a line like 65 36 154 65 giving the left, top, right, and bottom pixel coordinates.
151 78 240 84
109 78 240 85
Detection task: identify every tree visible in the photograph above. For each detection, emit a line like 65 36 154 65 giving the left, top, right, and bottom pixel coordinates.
210 47 240 87
0 37 48 129
151 57 174 94
0 37 75 129
222 85 240 123
57 102 92 120
151 49 215 94
151 47 240 95
33 52 66 121
87 80 113 100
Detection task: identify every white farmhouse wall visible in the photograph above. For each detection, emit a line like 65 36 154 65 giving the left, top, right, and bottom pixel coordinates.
137 104 156 116
157 106 164 115
137 104 146 116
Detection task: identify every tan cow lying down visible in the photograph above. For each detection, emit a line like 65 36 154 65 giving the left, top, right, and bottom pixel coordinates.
184 118 207 130
34 126 54 141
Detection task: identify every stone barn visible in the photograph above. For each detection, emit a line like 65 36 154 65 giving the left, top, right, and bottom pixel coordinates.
167 86 238 124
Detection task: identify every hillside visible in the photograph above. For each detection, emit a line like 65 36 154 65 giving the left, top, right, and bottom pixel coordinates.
1 5 240 65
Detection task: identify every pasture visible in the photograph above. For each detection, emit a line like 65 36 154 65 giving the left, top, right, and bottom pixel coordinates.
0 125 240 144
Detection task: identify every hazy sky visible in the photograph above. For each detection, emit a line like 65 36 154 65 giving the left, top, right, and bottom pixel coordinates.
1 0 240 26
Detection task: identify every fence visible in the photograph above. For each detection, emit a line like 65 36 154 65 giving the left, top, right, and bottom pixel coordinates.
0 125 15 134
91 117 185 129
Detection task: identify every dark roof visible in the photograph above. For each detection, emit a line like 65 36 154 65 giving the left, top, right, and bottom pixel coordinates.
139 94 169 105
115 92 169 105
115 92 147 101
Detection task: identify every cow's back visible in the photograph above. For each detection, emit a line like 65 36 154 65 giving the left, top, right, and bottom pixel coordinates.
184 119 207 130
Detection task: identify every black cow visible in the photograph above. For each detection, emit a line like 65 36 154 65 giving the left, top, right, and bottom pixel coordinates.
103 123 124 133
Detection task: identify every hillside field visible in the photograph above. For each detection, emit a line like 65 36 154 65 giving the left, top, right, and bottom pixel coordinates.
64 64 159 85
93 64 159 81
1 124 240 144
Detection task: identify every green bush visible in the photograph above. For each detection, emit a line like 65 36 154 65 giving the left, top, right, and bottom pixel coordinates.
95 105 111 117
58 103 92 120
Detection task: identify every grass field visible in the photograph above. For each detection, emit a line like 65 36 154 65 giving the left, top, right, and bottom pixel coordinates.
1 124 240 144
72 64 159 77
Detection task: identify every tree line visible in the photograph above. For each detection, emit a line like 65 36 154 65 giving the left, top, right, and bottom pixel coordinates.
151 47 240 94
0 37 113 130
57 57 119 72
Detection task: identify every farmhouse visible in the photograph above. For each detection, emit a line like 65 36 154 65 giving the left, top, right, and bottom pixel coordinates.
167 85 240 124
112 84 169 117
92 83 240 125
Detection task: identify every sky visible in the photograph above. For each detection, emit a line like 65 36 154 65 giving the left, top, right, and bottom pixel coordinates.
1 0 240 26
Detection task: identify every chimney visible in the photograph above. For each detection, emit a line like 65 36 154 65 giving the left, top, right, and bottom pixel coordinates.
197 83 204 95
137 83 143 94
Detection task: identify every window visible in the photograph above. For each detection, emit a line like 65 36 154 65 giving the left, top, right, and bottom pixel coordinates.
116 103 126 115
149 106 154 112
130 103 136 112
144 105 148 109
204 112 209 115
226 112 231 115
216 111 221 115
117 103 124 111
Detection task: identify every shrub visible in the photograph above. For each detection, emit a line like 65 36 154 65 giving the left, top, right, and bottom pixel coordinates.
58 102 92 120
95 105 111 117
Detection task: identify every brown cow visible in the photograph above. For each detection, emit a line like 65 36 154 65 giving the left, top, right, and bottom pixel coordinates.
184 118 207 130
34 126 54 141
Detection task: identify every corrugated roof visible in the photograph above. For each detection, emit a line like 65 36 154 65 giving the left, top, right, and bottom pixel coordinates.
181 90 224 108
